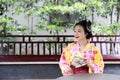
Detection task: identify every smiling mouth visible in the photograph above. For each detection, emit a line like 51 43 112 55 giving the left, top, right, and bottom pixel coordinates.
75 36 79 38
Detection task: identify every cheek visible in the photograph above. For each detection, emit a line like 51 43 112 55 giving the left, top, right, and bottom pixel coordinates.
79 33 84 36
79 34 86 39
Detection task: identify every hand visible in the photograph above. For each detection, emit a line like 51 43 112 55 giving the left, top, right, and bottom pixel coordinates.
84 59 93 68
63 65 73 75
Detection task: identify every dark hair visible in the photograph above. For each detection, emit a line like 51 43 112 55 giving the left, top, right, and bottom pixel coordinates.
73 19 92 39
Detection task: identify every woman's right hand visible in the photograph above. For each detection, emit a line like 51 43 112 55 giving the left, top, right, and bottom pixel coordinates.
62 65 73 75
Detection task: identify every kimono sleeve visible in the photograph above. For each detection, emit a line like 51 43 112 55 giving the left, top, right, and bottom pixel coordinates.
59 44 72 75
89 47 104 73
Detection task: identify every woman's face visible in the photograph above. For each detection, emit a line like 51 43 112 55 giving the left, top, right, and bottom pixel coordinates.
74 25 87 41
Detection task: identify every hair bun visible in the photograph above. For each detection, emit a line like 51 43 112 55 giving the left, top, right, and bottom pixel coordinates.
79 19 92 26
86 19 92 26
82 19 92 32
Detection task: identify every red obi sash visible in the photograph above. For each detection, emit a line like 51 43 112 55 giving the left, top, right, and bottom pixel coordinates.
70 65 88 74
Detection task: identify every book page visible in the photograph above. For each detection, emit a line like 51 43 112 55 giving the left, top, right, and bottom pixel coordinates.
71 56 87 68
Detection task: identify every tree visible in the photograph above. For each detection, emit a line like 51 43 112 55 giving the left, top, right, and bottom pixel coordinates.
0 0 119 35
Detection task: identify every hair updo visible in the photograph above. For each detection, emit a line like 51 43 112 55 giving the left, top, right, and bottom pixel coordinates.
73 19 92 39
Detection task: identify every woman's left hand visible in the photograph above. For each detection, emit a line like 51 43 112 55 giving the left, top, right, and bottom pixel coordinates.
84 59 94 68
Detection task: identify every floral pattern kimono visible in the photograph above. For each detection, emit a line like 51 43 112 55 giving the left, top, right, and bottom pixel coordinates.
59 42 104 75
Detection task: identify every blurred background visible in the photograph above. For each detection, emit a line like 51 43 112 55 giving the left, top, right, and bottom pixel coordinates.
0 0 120 79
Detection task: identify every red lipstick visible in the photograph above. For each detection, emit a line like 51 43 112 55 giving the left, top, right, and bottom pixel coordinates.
75 36 79 38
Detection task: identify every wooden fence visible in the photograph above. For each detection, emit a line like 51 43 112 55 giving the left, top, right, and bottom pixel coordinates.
0 35 120 62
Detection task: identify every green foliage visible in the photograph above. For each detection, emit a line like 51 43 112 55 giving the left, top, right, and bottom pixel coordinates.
0 0 38 35
92 22 120 35
0 16 27 35
0 0 119 35
38 2 87 16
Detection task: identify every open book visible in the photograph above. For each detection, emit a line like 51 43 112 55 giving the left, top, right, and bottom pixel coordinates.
71 56 87 68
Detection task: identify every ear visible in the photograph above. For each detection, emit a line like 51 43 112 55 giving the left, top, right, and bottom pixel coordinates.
85 32 88 36
85 32 88 38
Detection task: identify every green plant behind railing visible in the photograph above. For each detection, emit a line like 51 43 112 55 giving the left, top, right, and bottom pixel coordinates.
92 22 120 35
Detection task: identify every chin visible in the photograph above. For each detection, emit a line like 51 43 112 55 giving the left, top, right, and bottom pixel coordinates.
76 39 79 41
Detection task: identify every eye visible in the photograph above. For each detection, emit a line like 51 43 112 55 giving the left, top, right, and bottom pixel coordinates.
78 31 81 32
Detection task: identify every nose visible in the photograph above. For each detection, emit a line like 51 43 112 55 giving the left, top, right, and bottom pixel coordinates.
74 32 79 36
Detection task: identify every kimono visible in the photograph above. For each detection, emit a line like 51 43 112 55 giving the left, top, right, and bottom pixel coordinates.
59 42 104 75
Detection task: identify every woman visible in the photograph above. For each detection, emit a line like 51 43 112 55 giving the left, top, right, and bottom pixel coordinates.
59 19 104 75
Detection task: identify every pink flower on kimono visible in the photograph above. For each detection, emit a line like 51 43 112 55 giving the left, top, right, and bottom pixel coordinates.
91 56 95 61
83 54 87 58
84 51 86 54
93 50 97 54
71 44 79 56
62 53 66 60
86 50 93 59
87 50 92 54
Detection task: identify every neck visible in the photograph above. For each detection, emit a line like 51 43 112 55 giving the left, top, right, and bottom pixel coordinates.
77 39 88 48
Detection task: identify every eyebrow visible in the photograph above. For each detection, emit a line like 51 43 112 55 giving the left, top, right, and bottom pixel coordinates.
78 29 83 30
74 29 83 30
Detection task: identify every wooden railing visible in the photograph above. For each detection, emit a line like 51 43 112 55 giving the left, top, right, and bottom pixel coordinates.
0 35 120 62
